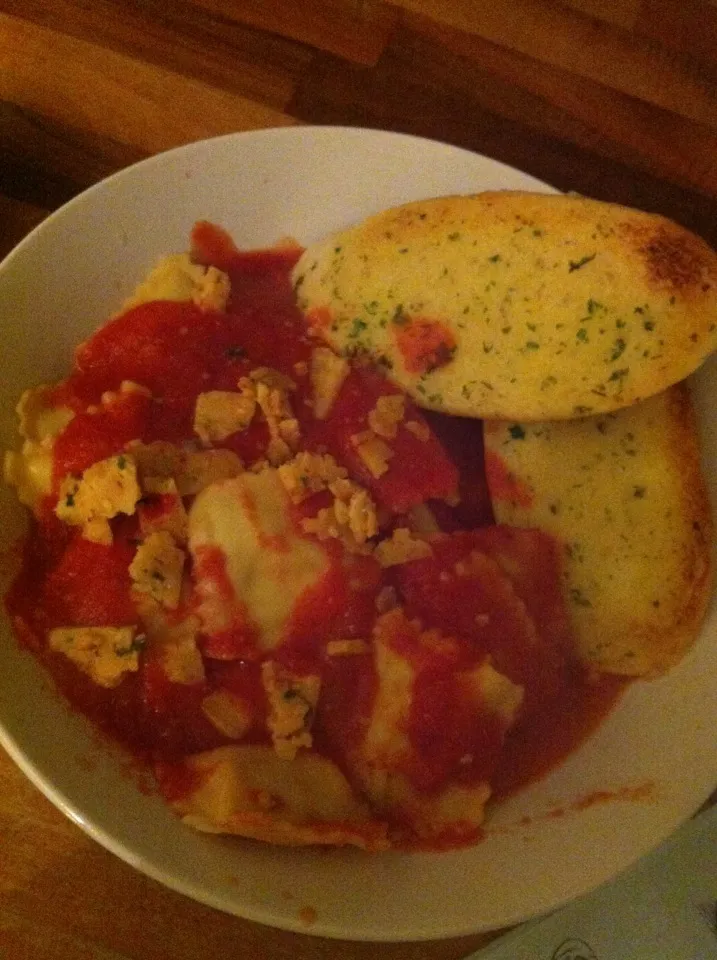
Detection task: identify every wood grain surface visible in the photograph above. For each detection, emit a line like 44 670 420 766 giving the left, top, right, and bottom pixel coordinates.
2 1 717 957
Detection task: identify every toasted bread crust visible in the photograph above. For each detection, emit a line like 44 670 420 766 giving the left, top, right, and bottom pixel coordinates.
484 382 712 675
293 192 717 422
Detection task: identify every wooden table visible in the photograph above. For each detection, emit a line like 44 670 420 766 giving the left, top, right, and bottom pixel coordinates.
2 1 717 957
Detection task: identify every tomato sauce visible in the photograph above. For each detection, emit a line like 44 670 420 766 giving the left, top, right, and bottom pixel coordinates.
5 233 628 847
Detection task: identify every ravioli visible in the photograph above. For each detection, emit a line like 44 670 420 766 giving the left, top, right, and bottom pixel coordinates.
188 469 329 655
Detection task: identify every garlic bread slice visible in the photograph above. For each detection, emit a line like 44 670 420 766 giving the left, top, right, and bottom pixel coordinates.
484 383 712 675
293 192 717 421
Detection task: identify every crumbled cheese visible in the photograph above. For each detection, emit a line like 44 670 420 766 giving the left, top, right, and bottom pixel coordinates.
330 480 378 544
249 367 296 392
123 253 231 313
176 448 245 495
301 478 378 552
193 384 256 444
293 360 309 377
326 639 371 656
261 661 321 760
374 527 432 567
406 503 440 534
352 433 394 479
56 454 141 542
138 479 189 544
368 395 405 440
404 419 430 442
310 347 350 419
99 381 152 407
160 616 205 684
194 266 231 312
252 368 301 467
130 441 243 496
129 531 185 609
201 690 253 739
277 451 348 504
48 626 142 688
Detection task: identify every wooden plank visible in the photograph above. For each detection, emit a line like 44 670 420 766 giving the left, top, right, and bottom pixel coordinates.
0 907 131 960
0 100 144 197
558 0 641 30
388 0 717 128
190 0 398 66
0 194 49 260
288 44 717 247
0 13 295 160
403 12 717 196
0 149 78 213
2 0 310 109
637 0 717 71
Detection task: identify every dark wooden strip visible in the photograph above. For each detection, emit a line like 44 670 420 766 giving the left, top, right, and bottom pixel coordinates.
190 0 397 67
0 100 144 197
0 151 79 212
288 45 717 247
0 194 49 260
401 13 717 196
388 0 717 124
637 0 717 72
0 0 311 109
559 0 641 30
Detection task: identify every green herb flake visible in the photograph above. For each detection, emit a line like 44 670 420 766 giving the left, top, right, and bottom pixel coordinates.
570 587 592 608
447 232 461 241
576 328 589 343
348 318 368 339
609 338 626 362
116 455 127 470
488 254 502 263
525 341 540 351
568 253 596 273
509 424 526 440
633 485 647 499
391 305 408 326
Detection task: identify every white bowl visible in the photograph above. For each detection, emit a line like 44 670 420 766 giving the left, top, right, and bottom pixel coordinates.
1 126 716 941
